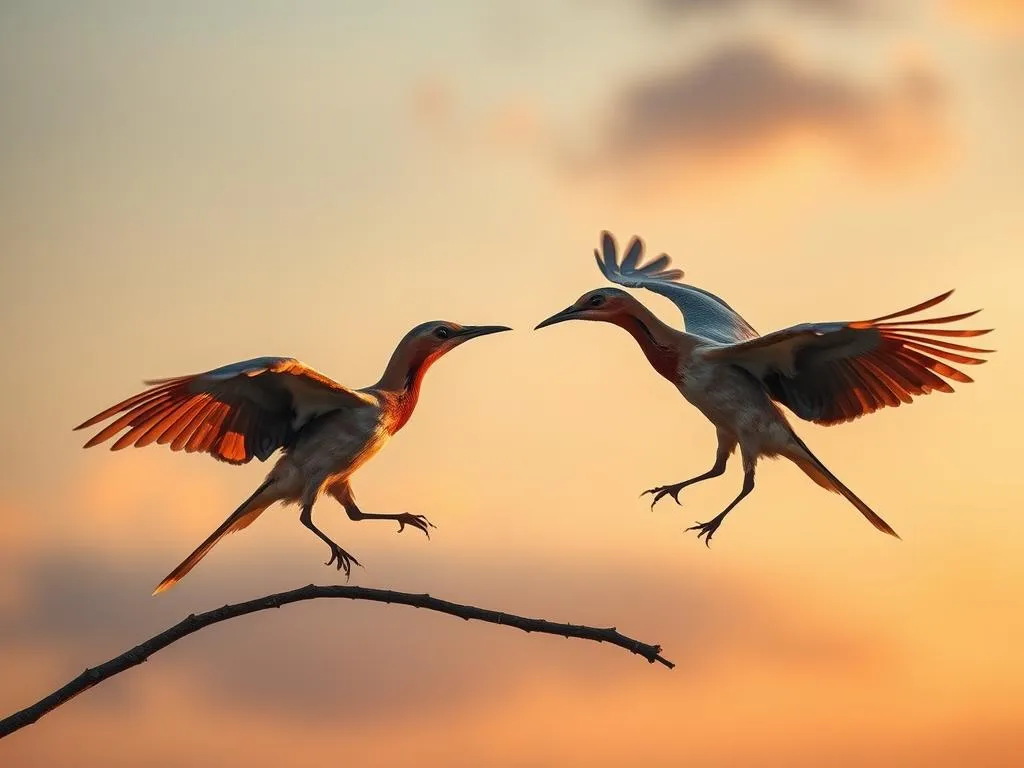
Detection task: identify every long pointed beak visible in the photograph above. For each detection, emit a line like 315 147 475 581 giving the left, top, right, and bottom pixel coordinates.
534 306 578 330
458 325 513 340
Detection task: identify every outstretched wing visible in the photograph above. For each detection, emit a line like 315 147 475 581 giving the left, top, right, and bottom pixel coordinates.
594 231 759 345
701 291 994 426
75 357 376 464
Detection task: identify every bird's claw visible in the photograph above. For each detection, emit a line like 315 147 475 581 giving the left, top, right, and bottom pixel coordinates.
395 513 436 538
325 543 362 579
685 518 722 547
642 483 685 510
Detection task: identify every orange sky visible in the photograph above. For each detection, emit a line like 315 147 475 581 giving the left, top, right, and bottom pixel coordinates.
2 2 1023 766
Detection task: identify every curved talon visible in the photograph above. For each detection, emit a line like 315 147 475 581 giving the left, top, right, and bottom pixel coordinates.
685 520 720 547
395 513 436 538
325 544 362 578
642 483 685 510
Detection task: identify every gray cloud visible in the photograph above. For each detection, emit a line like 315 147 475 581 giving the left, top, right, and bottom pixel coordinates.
1 544 888 728
596 41 943 173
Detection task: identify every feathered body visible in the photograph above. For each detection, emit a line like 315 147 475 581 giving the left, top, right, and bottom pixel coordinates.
537 232 994 543
267 402 394 506
76 321 511 593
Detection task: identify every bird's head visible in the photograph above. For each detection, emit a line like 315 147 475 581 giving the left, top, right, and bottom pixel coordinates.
402 321 512 358
388 321 512 389
534 288 636 330
378 320 511 423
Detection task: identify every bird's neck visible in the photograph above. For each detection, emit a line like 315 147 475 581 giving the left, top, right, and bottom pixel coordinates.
374 347 439 432
612 305 685 381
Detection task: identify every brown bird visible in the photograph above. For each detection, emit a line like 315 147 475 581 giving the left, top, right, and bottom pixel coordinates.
75 321 511 594
536 232 993 544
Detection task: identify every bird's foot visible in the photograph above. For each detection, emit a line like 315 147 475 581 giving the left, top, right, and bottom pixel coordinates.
325 543 362 579
685 515 726 547
394 513 436 538
642 483 686 509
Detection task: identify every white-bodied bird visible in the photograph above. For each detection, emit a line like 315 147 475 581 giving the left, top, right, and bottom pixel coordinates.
536 232 992 544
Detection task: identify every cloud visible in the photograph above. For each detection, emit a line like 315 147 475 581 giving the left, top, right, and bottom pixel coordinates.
646 0 874 19
1 542 886 731
582 41 946 186
5 492 1024 767
2 542 1019 768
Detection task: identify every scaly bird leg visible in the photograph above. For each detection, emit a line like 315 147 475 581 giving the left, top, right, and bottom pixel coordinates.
299 504 361 578
644 431 737 509
344 501 435 538
328 479 435 538
687 461 755 547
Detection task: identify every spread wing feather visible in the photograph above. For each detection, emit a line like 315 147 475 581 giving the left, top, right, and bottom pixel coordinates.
702 292 994 425
594 231 759 344
75 357 374 464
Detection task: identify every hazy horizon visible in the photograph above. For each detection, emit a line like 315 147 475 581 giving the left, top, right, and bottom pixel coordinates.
2 2 1023 766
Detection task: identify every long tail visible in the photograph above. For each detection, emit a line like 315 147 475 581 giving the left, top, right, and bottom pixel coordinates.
152 479 277 595
785 432 900 539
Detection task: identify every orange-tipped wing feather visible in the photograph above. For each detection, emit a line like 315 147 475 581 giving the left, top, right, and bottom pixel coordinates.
75 357 373 464
703 291 994 426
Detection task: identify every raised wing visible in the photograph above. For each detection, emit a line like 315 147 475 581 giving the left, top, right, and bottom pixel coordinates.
75 357 376 464
595 231 759 345
702 291 994 425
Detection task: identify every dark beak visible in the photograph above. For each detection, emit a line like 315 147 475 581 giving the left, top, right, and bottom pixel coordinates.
458 325 513 340
534 306 579 330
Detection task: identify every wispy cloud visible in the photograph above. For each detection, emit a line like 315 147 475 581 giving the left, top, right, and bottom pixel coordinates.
578 41 946 188
0 539 885 717
645 0 875 20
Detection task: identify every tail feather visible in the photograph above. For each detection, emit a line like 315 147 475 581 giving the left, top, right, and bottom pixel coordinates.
152 479 276 595
786 433 900 539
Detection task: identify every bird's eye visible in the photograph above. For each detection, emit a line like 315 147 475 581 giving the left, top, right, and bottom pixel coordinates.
588 295 605 307
434 327 451 339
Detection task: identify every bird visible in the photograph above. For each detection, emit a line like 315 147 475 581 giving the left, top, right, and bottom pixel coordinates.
75 321 511 594
536 231 993 544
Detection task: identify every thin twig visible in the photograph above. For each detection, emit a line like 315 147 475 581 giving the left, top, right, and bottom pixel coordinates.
0 583 673 739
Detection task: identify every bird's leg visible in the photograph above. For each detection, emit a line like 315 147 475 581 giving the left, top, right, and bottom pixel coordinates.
343 500 435 538
298 503 361 578
328 480 435 537
644 465 726 508
687 455 756 547
644 431 737 509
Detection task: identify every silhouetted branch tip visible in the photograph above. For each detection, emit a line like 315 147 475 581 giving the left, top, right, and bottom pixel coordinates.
0 583 673 739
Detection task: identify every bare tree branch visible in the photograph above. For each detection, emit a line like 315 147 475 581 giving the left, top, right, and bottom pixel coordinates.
0 583 673 739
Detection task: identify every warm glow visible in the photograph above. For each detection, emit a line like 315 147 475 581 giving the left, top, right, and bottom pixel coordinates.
1 2 1022 766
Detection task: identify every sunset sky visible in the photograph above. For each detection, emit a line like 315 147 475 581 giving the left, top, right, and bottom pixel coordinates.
2 1 1023 766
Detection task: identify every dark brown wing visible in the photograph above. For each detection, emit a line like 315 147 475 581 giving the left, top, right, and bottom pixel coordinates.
75 357 374 464
702 291 994 425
